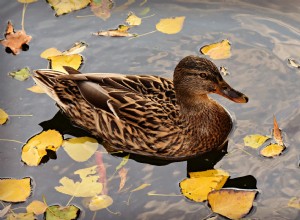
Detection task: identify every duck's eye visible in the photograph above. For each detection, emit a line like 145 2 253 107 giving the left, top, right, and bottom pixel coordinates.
199 73 207 78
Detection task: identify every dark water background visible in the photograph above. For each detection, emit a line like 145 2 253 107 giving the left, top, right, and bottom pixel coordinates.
0 0 300 219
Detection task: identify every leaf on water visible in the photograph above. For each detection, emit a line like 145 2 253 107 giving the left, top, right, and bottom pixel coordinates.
40 47 62 59
118 167 128 192
62 41 88 55
243 134 269 149
116 154 130 171
0 21 32 55
62 137 98 162
91 0 114 20
220 66 230 76
8 67 31 81
273 115 284 146
21 130 63 166
45 205 80 220
0 204 11 218
47 0 90 16
131 183 151 192
126 12 142 26
6 212 35 220
180 169 229 202
200 39 231 60
0 108 9 125
207 188 257 219
93 25 135 37
156 16 185 34
55 165 103 197
18 0 38 3
0 177 31 202
288 58 300 68
260 143 285 158
88 195 113 211
139 7 150 16
48 54 83 73
288 197 300 209
27 85 45 93
26 200 48 215
95 151 107 195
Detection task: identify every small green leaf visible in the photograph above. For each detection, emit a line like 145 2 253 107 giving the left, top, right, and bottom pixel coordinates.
243 134 269 149
45 205 80 220
116 154 130 171
8 67 31 81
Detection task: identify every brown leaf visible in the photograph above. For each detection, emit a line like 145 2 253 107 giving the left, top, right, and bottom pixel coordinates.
0 21 32 55
93 25 135 37
91 0 114 20
118 167 128 192
95 151 107 194
273 115 284 146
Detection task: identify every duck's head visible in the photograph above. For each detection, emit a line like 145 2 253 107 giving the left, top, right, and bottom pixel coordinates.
173 55 248 104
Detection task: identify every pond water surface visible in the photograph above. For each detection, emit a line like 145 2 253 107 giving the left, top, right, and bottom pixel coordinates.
0 0 300 219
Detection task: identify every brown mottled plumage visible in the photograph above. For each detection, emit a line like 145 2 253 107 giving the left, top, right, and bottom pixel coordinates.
33 55 248 160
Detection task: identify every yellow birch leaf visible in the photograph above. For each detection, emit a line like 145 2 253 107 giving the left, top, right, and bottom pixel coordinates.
243 134 269 149
88 195 113 211
21 130 63 166
55 165 103 197
18 0 38 3
0 108 9 125
260 143 285 157
131 183 151 192
207 189 257 219
200 39 231 60
288 197 300 209
126 12 142 26
156 16 185 34
189 169 229 189
40 47 62 59
62 137 98 162
26 200 48 215
0 177 31 202
273 115 284 146
116 154 130 171
6 212 35 220
27 85 45 93
47 0 90 16
48 54 82 73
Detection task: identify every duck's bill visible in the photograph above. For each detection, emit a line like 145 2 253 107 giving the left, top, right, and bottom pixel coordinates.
215 82 248 103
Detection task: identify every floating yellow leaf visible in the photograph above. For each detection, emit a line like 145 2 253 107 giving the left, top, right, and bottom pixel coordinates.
88 195 113 211
273 115 284 146
116 154 130 171
49 54 82 73
91 0 114 20
207 189 257 219
27 85 45 93
243 134 269 149
156 16 185 34
18 0 38 4
93 25 135 37
62 137 98 162
0 108 9 125
288 197 300 209
6 212 35 220
260 143 285 157
200 39 231 60
131 183 151 192
26 200 47 215
45 205 79 220
47 0 90 16
21 130 63 166
55 165 103 197
8 67 31 81
118 167 128 192
40 47 62 59
126 12 142 26
0 177 31 202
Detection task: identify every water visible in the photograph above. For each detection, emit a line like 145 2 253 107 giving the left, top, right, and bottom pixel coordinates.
0 0 300 219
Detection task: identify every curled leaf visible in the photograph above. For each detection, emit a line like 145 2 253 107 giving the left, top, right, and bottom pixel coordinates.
126 12 142 26
200 39 231 60
156 16 185 34
118 167 128 192
93 25 135 37
48 54 83 73
288 58 300 68
47 0 90 16
0 177 32 202
260 143 285 158
243 134 269 149
0 108 9 125
116 154 130 171
62 41 88 55
88 195 113 211
131 183 151 192
273 115 284 146
8 67 31 81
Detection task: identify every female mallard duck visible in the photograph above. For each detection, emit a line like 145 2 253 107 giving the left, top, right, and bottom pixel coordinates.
33 55 248 160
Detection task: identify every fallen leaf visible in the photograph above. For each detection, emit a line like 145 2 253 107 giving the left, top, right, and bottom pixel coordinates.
273 115 284 146
8 67 31 81
139 7 150 16
288 197 300 209
0 177 31 202
126 12 142 26
0 108 9 125
27 85 45 93
6 212 35 220
88 195 113 211
47 0 90 16
26 200 48 215
200 39 231 60
45 205 80 220
48 54 83 73
55 165 103 197
0 204 11 218
243 134 269 149
18 0 38 3
207 188 257 219
260 143 285 158
40 47 62 59
21 130 63 166
93 25 135 37
288 58 300 68
95 151 107 194
62 137 98 162
116 154 130 171
0 21 32 55
156 16 185 34
118 167 128 192
91 0 114 20
62 41 88 55
220 66 230 76
131 183 151 192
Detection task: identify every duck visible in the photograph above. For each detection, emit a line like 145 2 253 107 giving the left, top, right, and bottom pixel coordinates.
33 55 248 161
